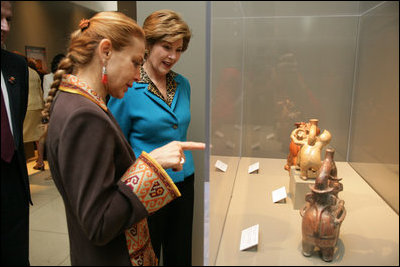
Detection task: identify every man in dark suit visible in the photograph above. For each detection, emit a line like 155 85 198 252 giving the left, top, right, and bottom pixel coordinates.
1 1 32 265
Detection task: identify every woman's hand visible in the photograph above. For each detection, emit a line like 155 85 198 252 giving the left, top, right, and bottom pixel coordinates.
148 141 205 172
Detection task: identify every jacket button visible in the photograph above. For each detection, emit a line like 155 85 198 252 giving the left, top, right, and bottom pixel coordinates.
173 124 178 129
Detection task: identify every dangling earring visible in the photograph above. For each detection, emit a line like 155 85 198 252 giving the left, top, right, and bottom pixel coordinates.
101 65 108 85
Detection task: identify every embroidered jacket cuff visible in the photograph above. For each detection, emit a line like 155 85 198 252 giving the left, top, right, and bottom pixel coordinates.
121 151 181 215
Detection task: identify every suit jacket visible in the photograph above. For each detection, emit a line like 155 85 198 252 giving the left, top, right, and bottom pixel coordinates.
1 49 31 204
107 73 194 183
46 85 148 265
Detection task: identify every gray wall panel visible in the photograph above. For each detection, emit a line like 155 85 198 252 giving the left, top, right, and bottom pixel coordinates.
349 1 399 213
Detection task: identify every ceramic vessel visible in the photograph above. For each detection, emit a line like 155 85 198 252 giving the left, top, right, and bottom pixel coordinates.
300 165 346 262
292 119 331 179
285 120 321 171
320 148 343 197
307 119 319 146
284 122 305 171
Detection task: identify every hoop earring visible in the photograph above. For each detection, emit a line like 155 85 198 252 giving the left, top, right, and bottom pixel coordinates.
101 65 108 85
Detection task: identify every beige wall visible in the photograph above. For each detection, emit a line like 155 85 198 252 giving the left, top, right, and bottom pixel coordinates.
4 1 96 73
136 2 207 265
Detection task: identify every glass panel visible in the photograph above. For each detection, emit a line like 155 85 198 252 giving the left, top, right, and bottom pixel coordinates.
210 16 243 157
211 1 359 160
208 2 399 265
242 16 358 160
240 1 361 17
349 1 399 213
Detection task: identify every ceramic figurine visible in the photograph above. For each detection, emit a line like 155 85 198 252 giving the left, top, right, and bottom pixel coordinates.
300 165 346 262
321 148 343 197
291 119 331 179
307 119 318 146
284 122 305 171
285 121 321 171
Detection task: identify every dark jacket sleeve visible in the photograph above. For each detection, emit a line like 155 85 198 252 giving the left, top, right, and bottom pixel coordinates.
56 105 148 246
1 49 31 204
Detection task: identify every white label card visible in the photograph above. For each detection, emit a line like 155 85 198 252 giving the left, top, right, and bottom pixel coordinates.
248 162 260 174
272 186 287 203
266 133 275 140
240 224 259 251
251 142 261 150
214 130 225 138
253 125 261 131
215 160 228 172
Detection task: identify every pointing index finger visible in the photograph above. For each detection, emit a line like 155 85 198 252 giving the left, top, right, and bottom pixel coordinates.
180 141 206 151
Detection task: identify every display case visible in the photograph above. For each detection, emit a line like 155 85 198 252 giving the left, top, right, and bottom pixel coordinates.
208 1 398 265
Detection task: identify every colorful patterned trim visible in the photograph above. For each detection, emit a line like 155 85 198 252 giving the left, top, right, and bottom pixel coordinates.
125 219 157 266
58 74 108 111
140 151 181 198
121 152 181 266
122 152 181 214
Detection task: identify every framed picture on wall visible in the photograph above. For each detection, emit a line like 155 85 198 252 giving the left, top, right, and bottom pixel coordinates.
25 45 48 74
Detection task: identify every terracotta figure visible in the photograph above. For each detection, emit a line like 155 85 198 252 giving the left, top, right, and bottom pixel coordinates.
320 148 343 197
284 120 321 171
300 165 346 262
284 122 305 171
291 119 331 179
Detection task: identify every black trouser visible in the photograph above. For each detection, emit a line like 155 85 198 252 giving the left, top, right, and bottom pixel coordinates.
148 174 194 266
1 155 30 266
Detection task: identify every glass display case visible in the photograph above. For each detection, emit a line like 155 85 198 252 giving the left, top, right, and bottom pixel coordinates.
208 1 398 265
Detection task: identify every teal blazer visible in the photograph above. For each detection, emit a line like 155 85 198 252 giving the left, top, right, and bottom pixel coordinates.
107 73 194 183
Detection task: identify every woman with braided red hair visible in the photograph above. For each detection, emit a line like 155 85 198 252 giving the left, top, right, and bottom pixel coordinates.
42 12 204 265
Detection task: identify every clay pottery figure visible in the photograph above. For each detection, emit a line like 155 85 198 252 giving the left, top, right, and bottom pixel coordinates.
307 119 319 146
300 168 346 262
292 119 331 179
285 120 322 171
320 148 343 197
284 122 305 171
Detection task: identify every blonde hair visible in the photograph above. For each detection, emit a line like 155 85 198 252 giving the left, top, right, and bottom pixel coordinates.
143 9 191 56
42 11 144 124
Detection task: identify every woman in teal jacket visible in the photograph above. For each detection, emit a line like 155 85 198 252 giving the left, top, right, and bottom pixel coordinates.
108 10 194 265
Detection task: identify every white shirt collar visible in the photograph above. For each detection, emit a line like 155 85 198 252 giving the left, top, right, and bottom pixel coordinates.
1 71 14 135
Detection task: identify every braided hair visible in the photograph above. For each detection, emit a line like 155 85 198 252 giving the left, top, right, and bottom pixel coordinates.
42 11 144 127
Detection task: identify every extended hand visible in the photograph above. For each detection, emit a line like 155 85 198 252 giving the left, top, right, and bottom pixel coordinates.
148 141 205 172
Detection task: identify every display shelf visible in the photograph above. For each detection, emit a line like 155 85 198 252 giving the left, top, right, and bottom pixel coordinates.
211 157 399 266
209 156 241 265
288 166 315 210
